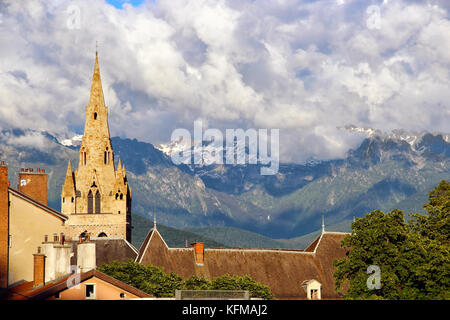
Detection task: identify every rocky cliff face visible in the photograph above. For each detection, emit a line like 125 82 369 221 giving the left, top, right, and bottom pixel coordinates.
0 127 448 239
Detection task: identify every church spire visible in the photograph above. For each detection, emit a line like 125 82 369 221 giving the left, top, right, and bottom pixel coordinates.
88 51 106 109
80 50 113 166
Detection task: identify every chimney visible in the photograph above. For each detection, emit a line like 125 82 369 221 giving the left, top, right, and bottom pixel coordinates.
41 239 71 283
77 240 96 273
0 162 10 288
18 168 48 205
33 247 45 287
190 242 204 265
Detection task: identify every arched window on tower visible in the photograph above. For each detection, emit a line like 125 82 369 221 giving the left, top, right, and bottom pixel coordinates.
104 147 110 164
95 190 101 213
94 112 98 120
98 232 107 237
81 148 87 165
87 190 93 213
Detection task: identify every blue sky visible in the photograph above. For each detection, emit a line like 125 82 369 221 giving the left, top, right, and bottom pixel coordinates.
106 0 145 9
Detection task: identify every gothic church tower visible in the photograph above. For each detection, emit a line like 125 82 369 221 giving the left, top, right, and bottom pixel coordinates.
62 52 132 242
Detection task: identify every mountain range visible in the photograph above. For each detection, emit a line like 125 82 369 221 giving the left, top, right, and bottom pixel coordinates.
0 126 448 247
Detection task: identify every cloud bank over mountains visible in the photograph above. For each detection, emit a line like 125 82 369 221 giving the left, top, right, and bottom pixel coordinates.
0 0 449 163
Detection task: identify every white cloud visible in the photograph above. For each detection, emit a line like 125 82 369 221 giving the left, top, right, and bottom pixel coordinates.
0 0 449 163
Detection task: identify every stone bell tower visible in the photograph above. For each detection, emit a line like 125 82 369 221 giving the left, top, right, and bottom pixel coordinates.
62 52 132 242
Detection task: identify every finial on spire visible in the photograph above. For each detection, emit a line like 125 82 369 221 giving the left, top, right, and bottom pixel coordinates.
153 212 157 230
96 40 98 57
321 212 325 234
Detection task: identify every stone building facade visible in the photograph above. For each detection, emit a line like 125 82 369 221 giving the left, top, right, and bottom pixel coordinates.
62 53 132 242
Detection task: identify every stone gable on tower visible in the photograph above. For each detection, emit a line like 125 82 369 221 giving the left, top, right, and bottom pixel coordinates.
62 53 132 242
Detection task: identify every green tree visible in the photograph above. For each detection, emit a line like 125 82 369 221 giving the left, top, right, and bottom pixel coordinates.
210 274 275 300
97 259 183 297
333 209 410 299
182 275 211 290
98 260 275 299
410 180 450 243
333 181 450 300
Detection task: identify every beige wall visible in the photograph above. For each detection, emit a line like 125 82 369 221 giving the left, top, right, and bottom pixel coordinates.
65 213 128 239
8 192 65 285
48 276 140 300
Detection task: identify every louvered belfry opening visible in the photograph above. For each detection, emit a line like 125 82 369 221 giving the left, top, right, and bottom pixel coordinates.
87 190 93 213
95 190 101 213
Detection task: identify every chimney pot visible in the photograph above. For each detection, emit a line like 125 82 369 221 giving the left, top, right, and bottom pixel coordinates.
190 242 205 265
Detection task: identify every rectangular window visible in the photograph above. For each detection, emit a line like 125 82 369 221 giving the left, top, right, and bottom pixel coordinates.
85 283 96 299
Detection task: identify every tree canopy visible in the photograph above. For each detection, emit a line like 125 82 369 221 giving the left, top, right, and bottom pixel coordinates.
333 180 450 299
97 260 274 299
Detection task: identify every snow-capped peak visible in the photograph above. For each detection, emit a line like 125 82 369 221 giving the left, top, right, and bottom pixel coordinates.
59 134 83 147
340 125 450 148
156 137 257 166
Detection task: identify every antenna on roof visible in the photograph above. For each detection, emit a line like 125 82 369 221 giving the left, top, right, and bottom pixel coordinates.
321 212 325 234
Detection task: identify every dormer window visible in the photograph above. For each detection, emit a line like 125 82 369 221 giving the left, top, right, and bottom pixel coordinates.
301 279 322 300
